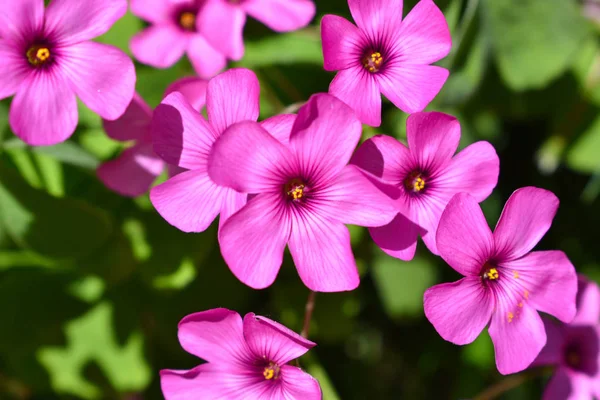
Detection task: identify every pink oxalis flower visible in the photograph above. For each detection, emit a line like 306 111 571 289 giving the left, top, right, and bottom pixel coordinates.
208 93 397 292
424 187 578 374
130 0 226 78
161 308 322 399
198 0 316 61
533 276 600 400
150 68 296 232
351 112 499 261
321 0 451 127
98 77 208 197
0 0 135 145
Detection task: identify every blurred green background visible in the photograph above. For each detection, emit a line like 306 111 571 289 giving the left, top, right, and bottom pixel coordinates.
1 0 599 398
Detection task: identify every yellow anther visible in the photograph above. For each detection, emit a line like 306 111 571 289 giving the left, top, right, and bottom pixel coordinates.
36 48 50 61
362 51 384 73
285 178 306 201
484 268 499 280
508 312 514 323
26 45 51 66
179 11 196 30
513 270 519 279
263 367 275 380
404 171 426 193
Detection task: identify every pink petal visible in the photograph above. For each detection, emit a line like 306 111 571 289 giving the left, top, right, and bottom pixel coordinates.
44 0 127 45
493 187 559 261
60 41 135 121
243 0 315 32
351 134 412 183
0 0 44 41
436 193 494 277
278 365 322 400
130 25 188 69
150 169 230 232
130 0 173 24
424 277 493 345
218 193 291 289
9 71 77 146
0 40 32 100
187 34 228 79
219 190 247 229
406 111 460 171
347 0 403 40
397 0 451 64
435 141 500 202
243 313 315 365
500 251 577 323
177 308 251 365
368 213 421 261
315 165 397 227
533 317 566 366
542 368 587 400
209 121 294 193
102 93 152 141
288 215 359 292
488 302 546 375
152 92 218 170
97 142 164 197
290 93 362 181
164 76 208 112
376 64 449 114
329 67 381 127
198 0 246 61
573 276 600 325
259 114 297 145
321 15 364 72
207 68 260 134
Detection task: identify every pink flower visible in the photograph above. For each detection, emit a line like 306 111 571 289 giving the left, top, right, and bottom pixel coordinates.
351 112 499 261
424 187 578 374
207 93 397 292
150 68 296 232
321 0 451 127
130 0 226 78
198 0 316 61
534 276 600 400
161 308 322 400
98 77 208 197
0 0 135 145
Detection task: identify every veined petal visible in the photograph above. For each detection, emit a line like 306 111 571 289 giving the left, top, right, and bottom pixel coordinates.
198 0 246 61
0 0 44 41
321 14 363 71
219 190 247 229
436 193 494 276
0 40 32 100
424 277 493 345
60 41 135 121
165 76 208 112
260 114 297 145
243 313 315 365
288 215 359 292
572 276 600 325
347 0 403 41
130 25 188 69
278 366 322 400
542 368 590 400
130 0 173 23
187 34 228 79
368 213 421 261
44 0 127 45
150 169 229 233
153 91 217 170
329 67 381 127
405 191 447 255
397 0 451 64
533 317 566 367
102 93 152 141
219 193 291 289
351 134 412 183
406 111 460 172
207 68 260 134
493 187 559 261
243 0 315 32
9 70 77 146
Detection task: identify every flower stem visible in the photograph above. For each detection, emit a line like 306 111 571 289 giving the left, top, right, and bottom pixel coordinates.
301 291 317 338
472 368 548 400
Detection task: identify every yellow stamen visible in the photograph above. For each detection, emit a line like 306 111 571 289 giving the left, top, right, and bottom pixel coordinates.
507 311 514 323
513 270 519 279
179 11 196 30
285 178 306 201
26 45 51 66
484 268 499 280
404 171 426 193
262 363 280 380
362 51 384 73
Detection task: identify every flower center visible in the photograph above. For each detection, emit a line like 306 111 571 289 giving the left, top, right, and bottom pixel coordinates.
566 350 581 369
403 171 426 193
262 362 280 380
480 263 500 282
362 51 383 73
179 11 196 31
26 45 51 66
285 178 306 201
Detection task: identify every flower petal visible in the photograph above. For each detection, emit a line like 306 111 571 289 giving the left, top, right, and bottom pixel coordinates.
150 169 230 232
278 365 322 400
198 0 246 60
187 34 228 79
533 317 566 366
542 368 588 400
424 277 493 345
60 41 135 121
351 134 412 183
405 192 446 255
288 215 359 292
130 25 188 69
9 71 77 146
0 40 32 100
377 64 449 114
260 114 297 145
207 68 260 134
152 91 217 169
0 0 44 41
347 0 403 41
243 313 315 365
397 0 451 64
102 93 152 141
329 67 381 127
368 213 421 261
130 0 173 24
219 190 247 229
209 121 294 193
165 76 208 112
243 0 315 32
44 0 127 45
321 14 363 71
573 276 600 325
97 142 164 197
500 251 577 323
177 308 251 365
406 111 460 172
219 193 291 289
436 193 494 276
493 187 559 261
290 93 362 182
489 302 546 375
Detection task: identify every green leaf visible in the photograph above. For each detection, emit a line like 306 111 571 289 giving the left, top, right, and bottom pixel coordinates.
485 0 591 90
566 115 600 173
307 362 341 400
34 141 100 170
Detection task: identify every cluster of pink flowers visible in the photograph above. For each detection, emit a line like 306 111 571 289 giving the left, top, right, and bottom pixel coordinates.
0 0 591 398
